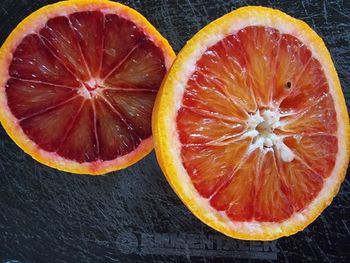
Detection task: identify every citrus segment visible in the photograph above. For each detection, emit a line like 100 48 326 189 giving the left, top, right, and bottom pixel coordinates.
0 0 175 174
283 135 337 178
153 6 349 240
56 100 98 163
103 39 166 91
272 34 312 107
9 34 81 87
70 11 105 78
236 26 280 107
278 57 329 114
6 78 78 119
40 16 91 81
277 157 323 213
104 90 155 139
209 149 260 221
280 94 337 134
177 107 246 145
181 138 251 198
254 151 293 222
183 73 249 120
100 14 145 79
20 97 84 152
94 97 141 161
194 34 257 112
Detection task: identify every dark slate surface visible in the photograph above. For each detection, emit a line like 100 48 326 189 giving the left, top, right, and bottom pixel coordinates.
0 0 349 262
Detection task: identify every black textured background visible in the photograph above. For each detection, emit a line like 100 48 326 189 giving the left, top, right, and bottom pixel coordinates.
0 0 350 262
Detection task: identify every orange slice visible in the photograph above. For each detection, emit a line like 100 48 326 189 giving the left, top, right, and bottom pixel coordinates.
0 0 175 175
153 6 350 240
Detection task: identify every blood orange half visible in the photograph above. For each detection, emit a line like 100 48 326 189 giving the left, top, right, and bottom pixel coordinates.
153 6 350 240
0 0 175 175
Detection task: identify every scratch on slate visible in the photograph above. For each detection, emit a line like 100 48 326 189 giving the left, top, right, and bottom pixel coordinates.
329 5 350 19
184 0 201 30
342 219 350 235
314 241 332 263
277 242 290 263
323 0 328 24
1 6 8 14
301 1 310 16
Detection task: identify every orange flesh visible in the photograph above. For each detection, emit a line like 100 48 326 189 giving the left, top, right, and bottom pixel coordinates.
6 11 166 163
176 26 338 222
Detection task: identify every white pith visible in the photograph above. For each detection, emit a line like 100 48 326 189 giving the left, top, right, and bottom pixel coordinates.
156 8 349 239
244 109 294 162
79 84 93 99
79 78 103 99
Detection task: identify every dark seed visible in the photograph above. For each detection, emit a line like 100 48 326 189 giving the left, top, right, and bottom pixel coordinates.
285 81 291 89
